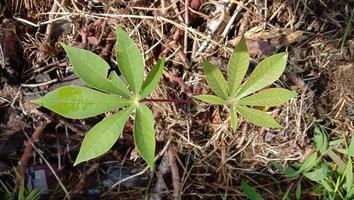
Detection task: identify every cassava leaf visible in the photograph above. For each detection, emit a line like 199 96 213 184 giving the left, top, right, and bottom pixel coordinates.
228 36 249 97
116 26 144 93
203 59 228 99
236 105 282 128
194 95 226 105
230 105 238 131
134 104 156 169
32 86 131 119
241 180 264 200
236 52 288 99
140 57 166 99
74 107 133 166
238 88 297 106
61 43 131 97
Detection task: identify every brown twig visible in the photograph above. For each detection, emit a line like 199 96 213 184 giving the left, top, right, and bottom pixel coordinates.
17 121 49 187
168 147 181 200
71 163 100 196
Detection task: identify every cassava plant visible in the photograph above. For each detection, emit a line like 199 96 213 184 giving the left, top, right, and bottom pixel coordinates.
32 27 165 169
195 36 297 131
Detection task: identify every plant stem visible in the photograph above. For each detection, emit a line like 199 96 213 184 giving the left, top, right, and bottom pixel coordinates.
140 98 194 104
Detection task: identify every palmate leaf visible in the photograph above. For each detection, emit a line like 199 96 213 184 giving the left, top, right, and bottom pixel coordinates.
236 52 288 99
74 107 133 166
61 43 131 97
228 36 249 97
116 27 144 93
134 104 156 169
203 59 228 99
140 57 166 99
238 88 297 106
194 95 226 105
235 105 282 128
32 86 131 119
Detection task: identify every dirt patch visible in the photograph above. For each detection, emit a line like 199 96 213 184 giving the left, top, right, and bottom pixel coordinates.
313 40 354 126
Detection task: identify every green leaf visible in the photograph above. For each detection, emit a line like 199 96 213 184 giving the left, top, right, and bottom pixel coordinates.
304 162 328 182
74 107 133 165
32 86 131 119
134 104 156 169
230 105 238 131
61 43 131 96
314 126 329 155
236 52 288 99
116 26 144 93
295 181 301 200
194 95 226 105
345 157 353 191
298 153 317 173
203 59 228 99
140 57 166 99
235 105 282 128
327 149 346 172
238 88 297 106
241 180 264 200
228 36 249 97
348 136 354 156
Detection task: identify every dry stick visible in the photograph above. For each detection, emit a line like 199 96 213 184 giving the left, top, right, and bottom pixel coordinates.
216 132 257 172
71 163 100 196
44 0 60 42
111 138 172 188
183 0 189 56
21 79 58 88
168 148 181 200
22 126 70 199
141 12 188 68
17 121 48 187
151 151 171 199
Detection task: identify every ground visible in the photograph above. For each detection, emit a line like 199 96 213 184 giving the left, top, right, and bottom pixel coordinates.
0 0 353 199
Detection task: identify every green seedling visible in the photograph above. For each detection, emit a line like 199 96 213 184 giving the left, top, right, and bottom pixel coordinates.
241 180 264 200
195 36 297 131
32 26 166 169
274 125 354 199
